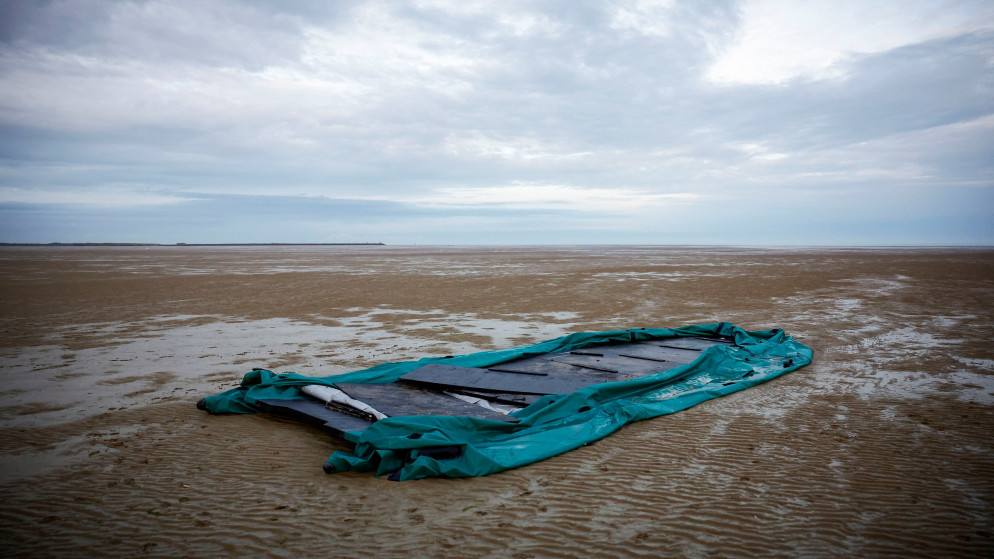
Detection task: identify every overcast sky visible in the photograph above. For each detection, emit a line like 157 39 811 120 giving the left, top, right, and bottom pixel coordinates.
1 0 992 245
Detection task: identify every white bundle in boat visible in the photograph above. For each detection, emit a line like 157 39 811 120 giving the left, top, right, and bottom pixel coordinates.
301 385 388 420
445 391 522 415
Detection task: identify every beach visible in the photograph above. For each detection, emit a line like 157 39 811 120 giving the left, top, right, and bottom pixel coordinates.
1 245 992 557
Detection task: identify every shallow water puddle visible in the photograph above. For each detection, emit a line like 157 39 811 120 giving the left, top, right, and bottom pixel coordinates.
0 309 581 429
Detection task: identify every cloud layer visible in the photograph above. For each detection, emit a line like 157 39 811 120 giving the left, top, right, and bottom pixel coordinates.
1 0 992 244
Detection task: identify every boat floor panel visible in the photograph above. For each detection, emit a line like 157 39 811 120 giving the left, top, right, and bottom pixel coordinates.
334 382 518 423
256 398 374 436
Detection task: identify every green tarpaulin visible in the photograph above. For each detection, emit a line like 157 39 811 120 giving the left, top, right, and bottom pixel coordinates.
201 322 812 480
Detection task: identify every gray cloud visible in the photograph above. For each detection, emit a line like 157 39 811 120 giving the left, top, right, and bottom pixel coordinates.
0 0 991 244
0 0 353 68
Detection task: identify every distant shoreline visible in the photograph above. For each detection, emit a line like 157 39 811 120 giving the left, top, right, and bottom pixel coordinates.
0 242 385 247
1 243 991 250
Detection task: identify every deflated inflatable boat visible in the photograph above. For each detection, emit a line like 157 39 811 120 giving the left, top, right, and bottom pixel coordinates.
197 322 812 480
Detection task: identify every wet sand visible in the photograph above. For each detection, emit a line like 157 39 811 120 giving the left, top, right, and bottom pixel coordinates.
1 245 992 557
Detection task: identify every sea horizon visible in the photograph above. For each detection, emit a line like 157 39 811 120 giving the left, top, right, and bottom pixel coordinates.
2 242 993 249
